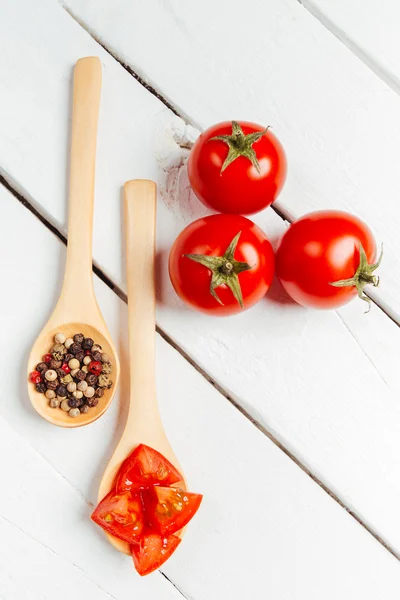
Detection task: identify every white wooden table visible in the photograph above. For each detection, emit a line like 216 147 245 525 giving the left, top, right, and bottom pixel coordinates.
1 0 400 597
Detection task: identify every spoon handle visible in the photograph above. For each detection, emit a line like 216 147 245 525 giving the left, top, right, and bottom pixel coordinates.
62 57 102 303
124 180 162 436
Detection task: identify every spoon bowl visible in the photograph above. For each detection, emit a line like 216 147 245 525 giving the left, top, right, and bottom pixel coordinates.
27 57 119 427
98 180 185 555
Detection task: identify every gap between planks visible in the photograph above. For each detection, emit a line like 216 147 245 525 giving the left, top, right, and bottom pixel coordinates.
59 0 399 328
2 170 400 565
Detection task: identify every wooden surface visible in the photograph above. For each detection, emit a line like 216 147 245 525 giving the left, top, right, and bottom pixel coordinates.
1 0 400 597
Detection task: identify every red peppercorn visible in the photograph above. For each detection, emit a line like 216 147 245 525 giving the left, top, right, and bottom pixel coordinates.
61 363 71 374
29 371 42 384
85 349 91 355
88 361 102 376
43 353 52 363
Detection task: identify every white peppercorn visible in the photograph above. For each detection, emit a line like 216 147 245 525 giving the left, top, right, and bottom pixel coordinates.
82 365 89 373
67 381 77 393
72 390 83 400
54 332 66 344
71 369 79 377
84 386 95 398
69 408 80 418
77 380 88 392
57 395 66 402
61 399 70 411
64 337 74 349
92 344 102 353
68 358 80 370
45 369 57 382
45 389 56 399
101 353 110 363
83 356 92 365
49 398 60 409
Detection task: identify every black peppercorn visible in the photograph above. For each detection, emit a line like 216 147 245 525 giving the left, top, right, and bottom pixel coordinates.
82 337 94 350
85 397 99 407
46 380 58 390
36 362 48 372
49 358 62 370
73 333 84 344
75 351 85 363
68 398 80 408
80 404 90 414
86 373 98 387
69 343 82 355
95 387 104 398
91 351 102 362
36 382 47 393
75 369 86 381
56 368 65 378
56 384 67 397
64 353 74 363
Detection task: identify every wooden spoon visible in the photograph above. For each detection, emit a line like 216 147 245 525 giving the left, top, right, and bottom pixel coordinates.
27 57 120 427
98 180 185 555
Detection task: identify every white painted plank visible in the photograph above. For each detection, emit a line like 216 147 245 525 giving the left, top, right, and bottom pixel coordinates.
59 0 400 323
2 0 400 557
300 0 400 90
2 186 400 599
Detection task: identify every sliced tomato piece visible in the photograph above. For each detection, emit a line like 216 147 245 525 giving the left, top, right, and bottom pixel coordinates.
131 533 181 576
91 490 144 543
147 486 203 536
116 444 183 492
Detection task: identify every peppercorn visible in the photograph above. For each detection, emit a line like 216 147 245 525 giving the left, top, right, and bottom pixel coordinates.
61 374 73 384
82 366 89 373
85 397 98 407
36 382 47 394
69 408 80 418
64 353 74 363
56 384 67 397
83 356 92 366
60 399 70 411
98 374 110 388
84 386 95 398
70 368 79 378
101 362 112 375
46 380 58 391
65 337 74 349
75 351 85 363
73 333 84 344
92 344 102 353
75 369 86 381
101 353 110 363
82 337 94 350
95 387 104 398
85 373 98 387
89 361 102 376
91 351 102 362
56 368 65 379
52 351 64 361
77 380 88 392
68 358 80 370
52 343 67 355
54 332 66 344
43 353 53 363
80 404 90 414
68 398 80 408
69 342 82 355
49 398 60 409
49 358 62 370
45 389 56 399
45 369 57 382
72 390 83 400
36 362 48 372
67 382 77 393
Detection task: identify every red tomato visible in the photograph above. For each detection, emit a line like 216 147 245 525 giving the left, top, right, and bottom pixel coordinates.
116 444 183 493
169 214 274 316
276 210 381 310
131 533 181 576
188 121 287 215
147 487 203 536
91 491 144 543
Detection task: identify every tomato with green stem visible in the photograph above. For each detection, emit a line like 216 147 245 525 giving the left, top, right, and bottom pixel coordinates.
275 210 382 311
169 214 275 316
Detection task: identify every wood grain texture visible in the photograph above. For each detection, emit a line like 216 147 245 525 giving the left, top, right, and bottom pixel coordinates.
2 0 400 556
2 184 400 598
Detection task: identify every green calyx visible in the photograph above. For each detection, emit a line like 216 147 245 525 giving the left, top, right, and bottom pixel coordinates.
184 232 252 308
209 121 270 174
330 243 383 312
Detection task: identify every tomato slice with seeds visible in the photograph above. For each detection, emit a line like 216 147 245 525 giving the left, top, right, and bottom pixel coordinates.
131 533 181 576
116 444 182 492
91 490 144 543
147 487 203 536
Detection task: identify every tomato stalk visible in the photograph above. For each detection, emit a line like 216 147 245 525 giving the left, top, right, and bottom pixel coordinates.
184 231 253 308
330 243 383 312
209 121 270 174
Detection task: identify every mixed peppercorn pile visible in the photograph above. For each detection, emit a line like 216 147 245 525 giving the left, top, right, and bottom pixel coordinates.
29 332 113 418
